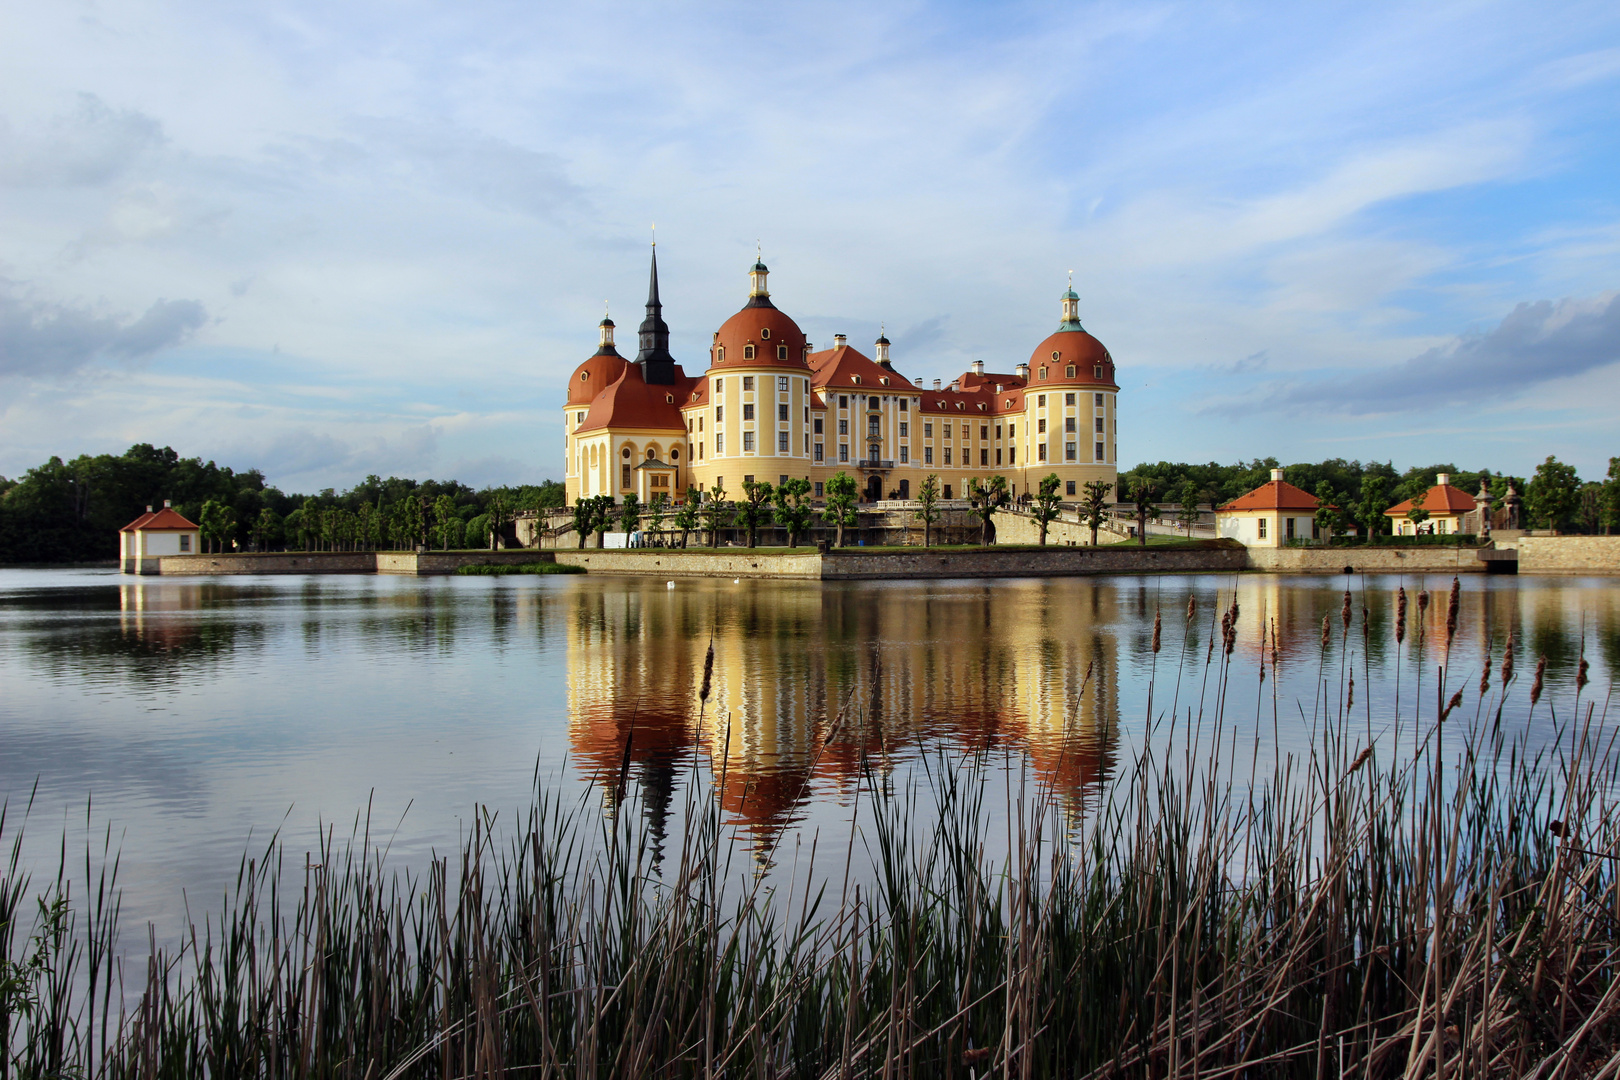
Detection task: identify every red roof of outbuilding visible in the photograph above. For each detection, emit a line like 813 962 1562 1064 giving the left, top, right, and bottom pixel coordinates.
1220 480 1321 512
1385 484 1476 517
121 507 199 532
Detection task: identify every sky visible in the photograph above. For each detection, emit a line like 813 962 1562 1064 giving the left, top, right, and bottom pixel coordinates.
2 0 1618 491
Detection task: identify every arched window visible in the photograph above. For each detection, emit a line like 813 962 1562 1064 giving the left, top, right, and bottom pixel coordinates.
744 344 755 360
777 345 788 360
716 346 725 362
1066 365 1076 378
670 449 679 460
1039 367 1048 380
646 448 656 459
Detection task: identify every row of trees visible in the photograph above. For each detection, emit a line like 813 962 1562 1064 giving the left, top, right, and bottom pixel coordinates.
565 472 1119 549
1119 455 1620 537
0 443 566 562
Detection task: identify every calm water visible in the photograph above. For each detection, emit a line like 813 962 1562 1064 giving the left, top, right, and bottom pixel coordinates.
3 568 1618 933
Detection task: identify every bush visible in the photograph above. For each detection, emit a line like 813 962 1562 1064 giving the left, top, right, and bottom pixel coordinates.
454 561 582 575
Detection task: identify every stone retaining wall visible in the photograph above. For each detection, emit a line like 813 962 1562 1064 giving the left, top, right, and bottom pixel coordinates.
157 552 379 575
1245 547 1488 574
822 546 1246 579
1497 535 1620 574
551 550 823 578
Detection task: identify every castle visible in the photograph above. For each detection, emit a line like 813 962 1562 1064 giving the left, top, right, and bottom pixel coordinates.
564 249 1119 507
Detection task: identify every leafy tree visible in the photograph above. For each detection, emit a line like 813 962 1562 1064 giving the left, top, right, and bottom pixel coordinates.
1030 473 1063 545
1526 454 1581 531
1177 480 1200 536
198 499 234 553
702 483 731 547
772 478 815 547
251 507 282 551
1358 476 1390 539
914 474 942 547
571 498 599 549
736 480 774 548
300 498 320 550
1081 480 1113 546
646 492 669 540
1604 457 1620 535
533 479 566 510
823 472 859 547
674 487 701 548
1313 481 1338 542
433 495 457 550
486 491 513 550
617 493 641 540
464 513 490 550
1578 482 1604 534
966 474 1009 546
1129 478 1157 546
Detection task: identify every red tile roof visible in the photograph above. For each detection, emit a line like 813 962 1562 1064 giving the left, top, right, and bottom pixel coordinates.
1220 479 1321 512
575 364 695 434
1026 329 1117 388
120 507 199 532
710 304 811 371
808 342 918 392
567 350 629 405
1385 483 1476 517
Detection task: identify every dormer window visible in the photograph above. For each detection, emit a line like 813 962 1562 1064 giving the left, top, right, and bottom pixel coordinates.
1039 368 1047 380
777 345 788 360
580 371 589 381
1066 365 1076 378
666 394 674 404
744 344 755 360
1051 351 1060 361
1094 365 1103 379
716 346 725 362
761 328 771 339
852 375 861 385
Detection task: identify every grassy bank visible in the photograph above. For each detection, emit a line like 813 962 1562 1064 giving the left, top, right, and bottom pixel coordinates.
454 561 583 575
4 586 1617 1077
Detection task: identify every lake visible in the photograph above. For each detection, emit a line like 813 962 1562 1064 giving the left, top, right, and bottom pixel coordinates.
2 567 1617 936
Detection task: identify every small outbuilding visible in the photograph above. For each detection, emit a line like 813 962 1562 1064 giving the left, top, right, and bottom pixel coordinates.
1384 473 1477 536
1217 468 1326 547
120 501 201 574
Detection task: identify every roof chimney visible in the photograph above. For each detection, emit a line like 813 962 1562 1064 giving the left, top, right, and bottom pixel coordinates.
1015 363 1028 379
834 334 847 349
1436 472 1450 487
949 380 960 393
995 383 1004 393
163 499 172 508
971 360 984 376
1270 468 1284 483
933 379 941 390
146 505 153 513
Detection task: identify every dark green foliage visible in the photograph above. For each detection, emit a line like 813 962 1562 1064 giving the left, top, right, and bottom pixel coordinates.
771 478 815 547
1527 454 1582 531
453 562 582 575
1029 473 1062 545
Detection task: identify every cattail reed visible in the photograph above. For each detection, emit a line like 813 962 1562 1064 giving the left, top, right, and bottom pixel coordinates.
1346 667 1353 709
1341 589 1351 632
1578 656 1590 691
1418 588 1430 616
1396 586 1407 644
1186 594 1196 622
1531 655 1547 706
699 640 714 703
1151 609 1161 653
1321 614 1330 649
1441 686 1463 722
1501 632 1515 685
1445 575 1460 649
1480 661 1490 697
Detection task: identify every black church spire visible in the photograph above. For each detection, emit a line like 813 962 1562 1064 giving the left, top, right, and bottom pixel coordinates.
636 244 676 384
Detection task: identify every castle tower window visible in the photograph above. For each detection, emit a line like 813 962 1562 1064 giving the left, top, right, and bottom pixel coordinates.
776 344 787 359
1051 351 1060 361
647 448 656 459
716 347 725 362
1095 393 1103 406
670 449 679 460
622 464 631 488
1066 365 1076 378
1039 368 1048 380
778 376 789 392
580 371 589 381
714 377 723 391
1095 366 1103 378
743 376 754 390
760 328 771 339
1096 441 1105 460
744 345 755 360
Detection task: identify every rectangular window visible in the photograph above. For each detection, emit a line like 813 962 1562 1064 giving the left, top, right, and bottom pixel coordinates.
1095 366 1103 379
1095 441 1105 460
925 446 933 464
716 433 724 453
899 398 908 412
924 422 933 437
1065 442 1077 461
744 474 754 485
743 403 755 420
995 449 1002 465
1038 418 1046 433
814 418 823 434
179 534 192 552
1009 447 1015 464
814 482 824 497
944 424 952 439
900 447 909 463
715 405 723 423
713 378 723 392
1065 393 1076 406
839 444 849 462
899 422 908 437
1312 519 1321 540
780 474 789 486
743 376 754 390
945 447 953 464
622 464 631 488
1037 395 1045 407
778 376 789 392
743 431 755 452
1066 480 1076 496
814 443 824 461
979 449 988 465
699 416 704 432
699 442 704 459
1065 417 1076 433
1008 423 1016 438
1094 393 1103 407
577 411 585 425
868 418 880 436
778 431 789 453
805 433 810 453
778 403 789 421
1286 517 1296 540
1038 443 1047 462
1258 518 1268 539
839 395 848 408
1094 417 1104 433
980 426 988 440
869 396 880 410
838 419 848 435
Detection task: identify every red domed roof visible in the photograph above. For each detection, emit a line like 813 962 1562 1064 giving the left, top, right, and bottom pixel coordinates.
567 350 629 405
710 304 810 371
1027 329 1117 388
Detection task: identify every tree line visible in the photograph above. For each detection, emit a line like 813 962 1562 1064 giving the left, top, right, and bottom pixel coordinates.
1119 455 1620 536
0 444 565 563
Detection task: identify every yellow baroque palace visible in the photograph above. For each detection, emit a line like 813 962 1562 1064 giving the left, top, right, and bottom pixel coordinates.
563 250 1120 506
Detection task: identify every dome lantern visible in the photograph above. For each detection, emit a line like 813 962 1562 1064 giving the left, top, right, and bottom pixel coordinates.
1059 272 1083 331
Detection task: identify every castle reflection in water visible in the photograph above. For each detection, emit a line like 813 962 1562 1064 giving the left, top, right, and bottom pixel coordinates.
563 579 1123 848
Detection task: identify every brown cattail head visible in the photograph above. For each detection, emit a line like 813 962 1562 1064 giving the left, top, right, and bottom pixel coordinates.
1152 610 1162 654
1341 590 1352 632
1479 664 1490 697
1347 668 1355 710
1187 594 1197 622
1321 614 1330 648
1441 687 1464 722
699 641 715 703
1445 576 1460 648
1418 589 1430 615
1577 657 1590 692
1396 587 1408 645
1530 655 1547 706
1501 633 1515 686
